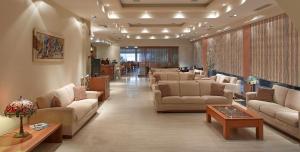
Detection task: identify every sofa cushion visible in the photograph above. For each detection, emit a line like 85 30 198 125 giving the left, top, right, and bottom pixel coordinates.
211 83 225 96
167 72 179 80
180 81 200 96
247 100 275 111
73 86 87 101
285 89 300 111
67 99 98 120
276 110 299 127
260 103 289 117
54 83 75 107
181 96 203 104
161 96 182 104
180 73 195 80
36 92 55 109
201 96 228 104
256 87 274 102
272 85 289 106
198 80 212 96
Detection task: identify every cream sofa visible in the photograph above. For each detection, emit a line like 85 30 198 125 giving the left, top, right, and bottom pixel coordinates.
246 85 300 139
153 80 233 112
150 68 179 74
149 72 195 89
212 74 242 94
30 83 101 137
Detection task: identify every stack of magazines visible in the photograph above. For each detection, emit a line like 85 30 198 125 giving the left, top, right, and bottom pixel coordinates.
30 123 48 131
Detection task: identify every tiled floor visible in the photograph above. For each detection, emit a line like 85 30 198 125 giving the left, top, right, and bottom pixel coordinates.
35 76 300 152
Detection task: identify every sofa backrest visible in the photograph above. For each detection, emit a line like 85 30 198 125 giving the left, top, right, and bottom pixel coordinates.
180 81 200 96
167 72 180 80
284 89 300 111
198 80 213 96
272 85 289 106
179 73 195 80
54 83 75 107
158 81 180 96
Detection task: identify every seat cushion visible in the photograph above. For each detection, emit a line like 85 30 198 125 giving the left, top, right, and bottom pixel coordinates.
276 110 299 127
285 89 300 111
67 99 98 120
180 81 200 96
247 100 275 111
201 96 228 104
181 96 204 104
260 103 289 117
272 85 289 106
161 96 182 104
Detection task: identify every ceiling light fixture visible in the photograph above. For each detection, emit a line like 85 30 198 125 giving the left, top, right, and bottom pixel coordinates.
176 34 180 38
140 11 152 19
141 28 149 33
149 36 156 39
183 28 191 33
126 35 130 38
164 35 170 39
241 0 247 5
192 26 196 30
162 28 169 33
108 11 120 19
225 5 232 13
198 22 202 27
222 3 227 7
206 11 219 18
121 28 128 33
173 11 185 19
136 35 142 39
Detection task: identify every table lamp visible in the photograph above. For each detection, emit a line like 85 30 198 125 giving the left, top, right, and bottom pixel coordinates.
4 96 36 138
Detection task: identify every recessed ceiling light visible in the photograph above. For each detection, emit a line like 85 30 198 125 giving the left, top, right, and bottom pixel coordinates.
104 4 110 7
141 28 149 33
241 0 247 5
198 22 202 27
225 5 232 13
183 28 191 33
121 28 128 33
162 28 169 33
108 11 119 19
96 39 100 42
134 46 138 49
222 3 227 7
176 34 180 38
192 26 196 30
136 35 141 39
164 35 170 39
233 14 238 17
149 36 156 39
173 11 185 19
126 35 130 38
206 11 219 18
140 11 152 19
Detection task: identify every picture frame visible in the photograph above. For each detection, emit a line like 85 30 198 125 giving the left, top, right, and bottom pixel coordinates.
32 29 64 62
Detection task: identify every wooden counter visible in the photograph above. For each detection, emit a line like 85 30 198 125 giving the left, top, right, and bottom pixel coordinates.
88 76 110 101
101 64 114 80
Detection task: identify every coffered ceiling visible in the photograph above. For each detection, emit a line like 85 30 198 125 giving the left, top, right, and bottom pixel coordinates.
51 0 283 42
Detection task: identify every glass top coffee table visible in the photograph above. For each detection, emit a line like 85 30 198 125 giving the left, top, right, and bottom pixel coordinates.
206 104 263 140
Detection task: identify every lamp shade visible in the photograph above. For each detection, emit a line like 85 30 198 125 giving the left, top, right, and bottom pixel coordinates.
4 97 36 117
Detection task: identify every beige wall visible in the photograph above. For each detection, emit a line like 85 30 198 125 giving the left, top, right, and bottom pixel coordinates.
96 43 121 62
118 39 194 67
0 0 90 135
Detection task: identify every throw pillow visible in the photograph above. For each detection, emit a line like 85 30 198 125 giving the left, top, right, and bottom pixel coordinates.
211 83 225 96
158 84 170 97
153 74 161 82
223 79 230 83
256 87 274 102
51 96 62 107
73 86 87 101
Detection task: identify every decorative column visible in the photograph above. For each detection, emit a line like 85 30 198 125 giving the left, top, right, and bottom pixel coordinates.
243 25 251 92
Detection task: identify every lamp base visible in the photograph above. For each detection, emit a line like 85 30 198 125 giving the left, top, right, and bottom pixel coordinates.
14 131 30 138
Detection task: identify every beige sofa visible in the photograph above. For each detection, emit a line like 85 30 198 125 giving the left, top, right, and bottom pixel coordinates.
212 74 242 94
246 85 300 139
30 83 101 137
149 72 195 89
150 68 179 74
153 80 233 112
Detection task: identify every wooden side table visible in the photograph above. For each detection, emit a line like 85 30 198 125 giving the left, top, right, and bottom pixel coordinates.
0 123 62 152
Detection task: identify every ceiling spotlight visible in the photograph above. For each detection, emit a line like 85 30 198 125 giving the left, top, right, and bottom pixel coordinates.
141 28 149 33
162 28 169 33
164 35 170 39
192 26 196 30
140 11 152 19
183 28 191 33
149 36 156 39
104 4 110 7
136 35 141 39
222 3 227 7
225 5 232 13
126 35 130 38
121 28 128 33
173 11 185 19
206 11 220 18
241 0 247 5
90 37 94 40
134 46 138 49
108 11 120 19
176 34 180 38
198 22 202 27
96 39 100 42
232 14 238 17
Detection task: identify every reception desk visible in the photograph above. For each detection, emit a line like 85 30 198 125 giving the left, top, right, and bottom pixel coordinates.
88 76 110 101
101 64 114 80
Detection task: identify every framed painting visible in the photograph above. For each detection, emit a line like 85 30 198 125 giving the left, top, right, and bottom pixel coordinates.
33 29 64 62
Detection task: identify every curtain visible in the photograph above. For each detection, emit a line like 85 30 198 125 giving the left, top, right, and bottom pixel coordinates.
251 14 300 86
193 41 202 67
207 29 243 76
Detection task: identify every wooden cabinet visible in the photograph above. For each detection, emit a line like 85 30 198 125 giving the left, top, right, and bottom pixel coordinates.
88 76 110 101
101 64 114 80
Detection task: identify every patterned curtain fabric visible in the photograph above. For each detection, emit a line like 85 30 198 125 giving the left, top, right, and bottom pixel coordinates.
251 14 300 86
193 41 202 67
207 29 243 76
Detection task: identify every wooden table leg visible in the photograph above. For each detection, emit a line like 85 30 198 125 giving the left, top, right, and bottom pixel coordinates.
223 124 230 139
256 120 263 140
45 125 62 143
206 113 211 123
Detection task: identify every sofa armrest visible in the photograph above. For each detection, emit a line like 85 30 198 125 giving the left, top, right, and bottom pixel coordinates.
224 90 233 102
153 90 162 106
246 92 257 102
86 91 101 99
29 107 74 125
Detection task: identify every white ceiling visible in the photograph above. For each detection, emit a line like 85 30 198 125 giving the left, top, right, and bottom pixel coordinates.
51 0 283 42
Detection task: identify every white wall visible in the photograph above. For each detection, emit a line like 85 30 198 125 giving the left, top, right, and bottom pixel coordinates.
96 43 121 62
0 0 90 135
118 39 194 67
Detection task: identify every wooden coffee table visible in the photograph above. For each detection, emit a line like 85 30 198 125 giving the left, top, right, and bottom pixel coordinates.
206 105 263 140
0 123 62 152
